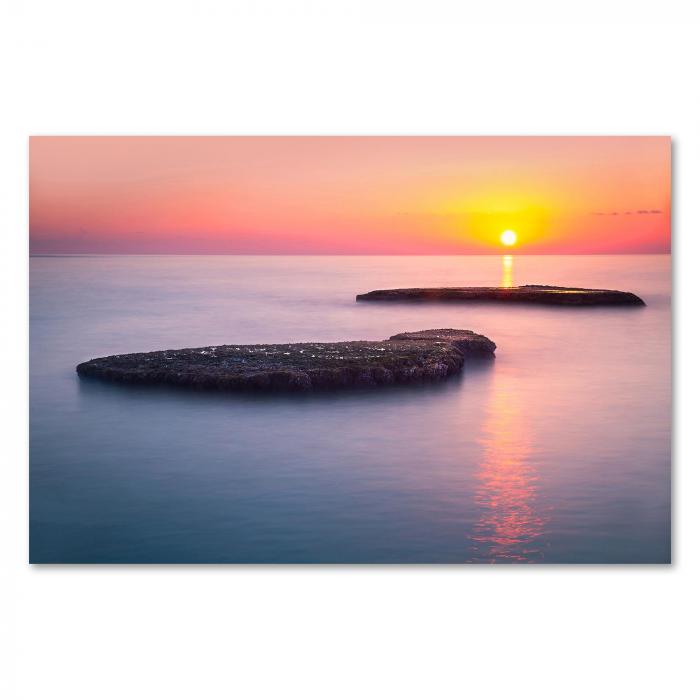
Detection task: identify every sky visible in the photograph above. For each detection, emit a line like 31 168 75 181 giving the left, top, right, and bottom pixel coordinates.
29 136 671 254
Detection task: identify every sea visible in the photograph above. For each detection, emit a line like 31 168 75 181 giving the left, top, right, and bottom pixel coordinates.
29 254 671 563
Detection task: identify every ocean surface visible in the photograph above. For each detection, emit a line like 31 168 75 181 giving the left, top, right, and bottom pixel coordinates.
29 255 671 563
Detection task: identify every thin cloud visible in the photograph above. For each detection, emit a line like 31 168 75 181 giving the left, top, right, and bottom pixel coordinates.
592 209 663 216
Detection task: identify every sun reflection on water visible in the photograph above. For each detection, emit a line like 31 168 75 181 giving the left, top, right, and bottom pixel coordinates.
469 370 547 562
501 254 513 288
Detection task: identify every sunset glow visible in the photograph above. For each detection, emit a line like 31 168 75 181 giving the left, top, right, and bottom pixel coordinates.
29 136 671 255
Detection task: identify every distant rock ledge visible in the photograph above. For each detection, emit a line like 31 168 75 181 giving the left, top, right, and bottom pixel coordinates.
76 329 496 393
356 284 645 306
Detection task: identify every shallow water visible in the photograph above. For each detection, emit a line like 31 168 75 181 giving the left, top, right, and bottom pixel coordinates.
29 255 671 563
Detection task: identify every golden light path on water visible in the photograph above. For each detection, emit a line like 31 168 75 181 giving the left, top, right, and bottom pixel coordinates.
470 367 548 562
501 254 513 288
468 251 549 562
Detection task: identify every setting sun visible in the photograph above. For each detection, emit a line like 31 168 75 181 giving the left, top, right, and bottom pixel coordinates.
500 230 517 246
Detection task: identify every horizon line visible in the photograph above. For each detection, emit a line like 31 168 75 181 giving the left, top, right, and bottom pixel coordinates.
29 251 671 257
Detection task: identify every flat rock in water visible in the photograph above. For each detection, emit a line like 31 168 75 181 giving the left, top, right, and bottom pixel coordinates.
356 284 645 306
76 329 496 392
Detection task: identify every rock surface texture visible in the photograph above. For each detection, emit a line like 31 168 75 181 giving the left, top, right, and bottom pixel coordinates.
356 284 645 306
76 329 496 392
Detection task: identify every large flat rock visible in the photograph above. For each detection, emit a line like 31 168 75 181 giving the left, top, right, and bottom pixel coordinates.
357 284 645 306
76 329 496 393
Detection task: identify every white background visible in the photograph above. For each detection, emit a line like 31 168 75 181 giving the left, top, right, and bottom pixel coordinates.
1 2 698 698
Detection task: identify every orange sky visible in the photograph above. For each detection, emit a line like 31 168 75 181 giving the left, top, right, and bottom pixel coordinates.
29 136 671 254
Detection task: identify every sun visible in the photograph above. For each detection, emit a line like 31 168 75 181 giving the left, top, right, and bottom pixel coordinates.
500 230 517 246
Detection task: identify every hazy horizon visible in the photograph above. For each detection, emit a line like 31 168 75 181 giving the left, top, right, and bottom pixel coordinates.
29 251 671 256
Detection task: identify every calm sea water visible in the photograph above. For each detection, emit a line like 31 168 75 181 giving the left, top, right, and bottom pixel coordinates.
29 255 671 563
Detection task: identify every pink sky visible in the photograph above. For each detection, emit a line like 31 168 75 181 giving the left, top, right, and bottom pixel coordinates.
29 136 671 254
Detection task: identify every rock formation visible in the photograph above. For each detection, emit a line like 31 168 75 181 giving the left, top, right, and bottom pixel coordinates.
356 284 645 306
76 329 496 393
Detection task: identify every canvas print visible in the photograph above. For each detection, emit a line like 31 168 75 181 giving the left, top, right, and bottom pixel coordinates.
29 136 671 564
